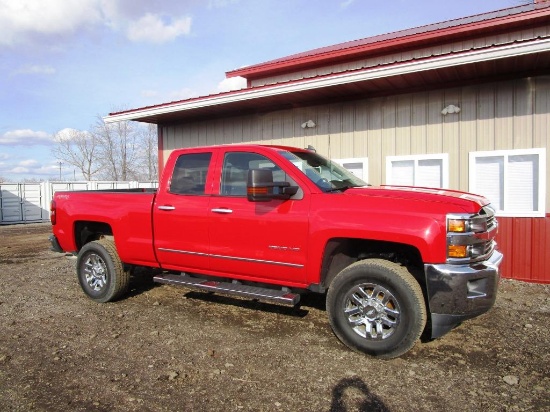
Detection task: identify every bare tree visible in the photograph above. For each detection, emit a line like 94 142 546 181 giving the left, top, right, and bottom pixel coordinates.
137 123 159 181
93 117 140 181
52 115 159 182
52 128 100 181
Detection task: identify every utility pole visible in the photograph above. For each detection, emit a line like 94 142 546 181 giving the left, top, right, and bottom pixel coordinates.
58 162 62 180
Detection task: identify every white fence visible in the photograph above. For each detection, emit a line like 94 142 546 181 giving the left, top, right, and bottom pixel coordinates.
0 181 158 224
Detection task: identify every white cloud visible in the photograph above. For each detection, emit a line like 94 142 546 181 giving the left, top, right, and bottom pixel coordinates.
18 159 39 167
10 166 31 174
0 158 60 180
0 0 101 46
126 14 192 44
217 76 247 93
14 65 56 75
0 0 193 47
0 129 54 146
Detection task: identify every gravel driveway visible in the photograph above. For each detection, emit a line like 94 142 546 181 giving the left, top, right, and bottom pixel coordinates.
0 223 548 411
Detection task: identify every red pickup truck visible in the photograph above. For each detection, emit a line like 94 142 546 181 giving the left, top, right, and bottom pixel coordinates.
50 144 502 358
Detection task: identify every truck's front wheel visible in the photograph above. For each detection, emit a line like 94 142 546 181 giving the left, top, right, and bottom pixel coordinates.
76 239 130 303
326 259 426 359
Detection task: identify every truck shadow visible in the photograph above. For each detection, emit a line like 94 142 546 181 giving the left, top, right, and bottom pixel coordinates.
330 377 390 412
126 267 163 298
181 291 311 318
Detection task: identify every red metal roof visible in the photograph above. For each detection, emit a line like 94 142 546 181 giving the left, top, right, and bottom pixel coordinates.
226 3 550 80
107 35 550 124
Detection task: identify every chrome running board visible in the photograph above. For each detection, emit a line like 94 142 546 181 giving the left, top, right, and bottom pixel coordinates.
153 273 300 306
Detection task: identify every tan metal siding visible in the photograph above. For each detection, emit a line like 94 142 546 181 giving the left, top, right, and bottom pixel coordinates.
442 89 461 190
534 77 550 149
366 99 383 184
459 86 478 191
476 85 496 151
411 93 427 155
426 90 444 154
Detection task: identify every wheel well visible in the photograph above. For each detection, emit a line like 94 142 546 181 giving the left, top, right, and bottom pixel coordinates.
321 238 424 289
74 221 113 251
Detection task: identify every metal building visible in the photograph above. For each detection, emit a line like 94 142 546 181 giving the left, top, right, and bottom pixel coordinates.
105 2 550 283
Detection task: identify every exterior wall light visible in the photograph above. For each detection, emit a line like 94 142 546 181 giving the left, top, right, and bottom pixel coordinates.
441 104 461 115
301 120 316 128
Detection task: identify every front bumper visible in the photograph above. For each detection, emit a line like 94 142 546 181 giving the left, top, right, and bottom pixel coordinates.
425 250 503 339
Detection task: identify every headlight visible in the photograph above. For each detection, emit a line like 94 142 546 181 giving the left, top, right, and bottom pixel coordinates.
448 218 467 233
446 209 497 263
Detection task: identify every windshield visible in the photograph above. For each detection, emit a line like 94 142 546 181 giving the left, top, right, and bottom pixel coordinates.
280 150 368 192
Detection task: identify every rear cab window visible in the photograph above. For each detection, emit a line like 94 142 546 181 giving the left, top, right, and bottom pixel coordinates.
169 152 212 195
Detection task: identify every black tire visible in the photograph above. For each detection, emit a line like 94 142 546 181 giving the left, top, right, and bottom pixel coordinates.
76 239 130 303
326 259 426 359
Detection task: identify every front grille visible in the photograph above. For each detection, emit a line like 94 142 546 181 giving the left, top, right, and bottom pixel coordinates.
480 205 497 232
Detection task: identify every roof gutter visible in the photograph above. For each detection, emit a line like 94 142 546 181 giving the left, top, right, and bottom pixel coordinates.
104 37 550 124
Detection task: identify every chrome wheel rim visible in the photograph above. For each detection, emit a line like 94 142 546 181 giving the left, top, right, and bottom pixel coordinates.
343 283 401 340
83 253 108 292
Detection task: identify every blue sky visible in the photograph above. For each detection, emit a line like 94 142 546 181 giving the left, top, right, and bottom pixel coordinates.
0 0 525 181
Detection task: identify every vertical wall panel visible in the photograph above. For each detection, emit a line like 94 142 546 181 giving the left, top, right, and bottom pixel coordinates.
442 90 460 189
426 90 444 154
477 84 496 152
532 215 550 282
381 97 396 159
459 87 478 191
410 93 427 155
497 215 550 284
353 100 369 160
395 95 412 156
367 100 383 185
328 103 344 159
306 106 330 156
513 78 535 149
339 103 356 159
495 83 514 150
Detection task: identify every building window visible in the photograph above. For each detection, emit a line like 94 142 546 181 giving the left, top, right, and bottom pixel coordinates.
386 154 448 188
469 148 546 217
332 158 368 182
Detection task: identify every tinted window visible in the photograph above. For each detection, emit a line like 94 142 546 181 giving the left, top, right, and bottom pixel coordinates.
170 152 212 195
220 152 289 197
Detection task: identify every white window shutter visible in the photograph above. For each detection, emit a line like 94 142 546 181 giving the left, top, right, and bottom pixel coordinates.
417 159 442 188
391 160 414 186
507 155 538 212
475 156 503 210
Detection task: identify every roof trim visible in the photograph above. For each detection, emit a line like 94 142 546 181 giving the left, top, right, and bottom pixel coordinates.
226 3 550 80
104 37 550 124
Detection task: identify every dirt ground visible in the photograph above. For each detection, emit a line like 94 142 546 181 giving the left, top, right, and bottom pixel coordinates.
0 223 548 412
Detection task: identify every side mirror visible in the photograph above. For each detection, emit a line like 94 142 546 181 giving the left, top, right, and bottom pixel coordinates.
247 169 299 202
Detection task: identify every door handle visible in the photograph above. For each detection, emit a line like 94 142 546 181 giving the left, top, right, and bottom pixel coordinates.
158 205 176 211
211 208 233 214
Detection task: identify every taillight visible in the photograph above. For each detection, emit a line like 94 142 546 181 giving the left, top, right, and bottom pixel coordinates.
50 200 56 225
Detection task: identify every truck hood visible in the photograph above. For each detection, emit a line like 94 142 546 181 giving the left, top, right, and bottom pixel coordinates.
344 185 489 212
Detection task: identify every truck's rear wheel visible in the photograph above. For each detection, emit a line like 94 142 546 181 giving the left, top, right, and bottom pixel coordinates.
326 259 426 359
76 239 130 303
